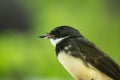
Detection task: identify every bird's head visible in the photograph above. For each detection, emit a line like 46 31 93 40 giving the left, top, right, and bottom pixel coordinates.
39 26 83 46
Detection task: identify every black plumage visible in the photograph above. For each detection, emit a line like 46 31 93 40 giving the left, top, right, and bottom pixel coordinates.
56 37 120 80
39 26 120 80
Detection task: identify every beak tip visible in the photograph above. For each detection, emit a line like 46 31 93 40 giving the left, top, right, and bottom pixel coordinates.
39 33 53 39
39 36 42 38
39 33 50 39
39 35 45 38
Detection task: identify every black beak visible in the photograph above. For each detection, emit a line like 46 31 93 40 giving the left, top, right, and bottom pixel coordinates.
39 33 54 39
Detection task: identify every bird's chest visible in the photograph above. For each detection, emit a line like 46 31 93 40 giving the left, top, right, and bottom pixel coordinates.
57 51 112 80
58 51 95 80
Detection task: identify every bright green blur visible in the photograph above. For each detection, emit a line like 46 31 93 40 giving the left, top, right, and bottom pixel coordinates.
0 0 120 80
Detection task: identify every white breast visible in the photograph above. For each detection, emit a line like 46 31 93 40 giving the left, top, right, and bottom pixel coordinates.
58 51 112 80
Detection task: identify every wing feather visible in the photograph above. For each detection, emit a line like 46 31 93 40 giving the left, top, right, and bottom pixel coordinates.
71 38 120 80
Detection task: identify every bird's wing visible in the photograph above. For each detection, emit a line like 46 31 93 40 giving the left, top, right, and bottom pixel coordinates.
70 38 120 80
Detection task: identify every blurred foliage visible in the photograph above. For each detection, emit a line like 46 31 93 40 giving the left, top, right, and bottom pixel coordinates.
0 0 120 80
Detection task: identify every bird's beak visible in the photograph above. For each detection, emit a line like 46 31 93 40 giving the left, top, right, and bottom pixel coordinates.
39 33 54 39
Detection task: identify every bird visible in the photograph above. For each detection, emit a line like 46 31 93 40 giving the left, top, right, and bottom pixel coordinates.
39 26 120 80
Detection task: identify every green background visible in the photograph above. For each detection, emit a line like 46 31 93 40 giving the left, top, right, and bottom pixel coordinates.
0 0 120 80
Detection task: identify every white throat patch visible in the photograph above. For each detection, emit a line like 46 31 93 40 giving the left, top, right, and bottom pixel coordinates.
50 38 64 47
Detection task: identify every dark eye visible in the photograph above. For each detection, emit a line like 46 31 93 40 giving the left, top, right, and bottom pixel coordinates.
58 35 62 38
55 34 61 38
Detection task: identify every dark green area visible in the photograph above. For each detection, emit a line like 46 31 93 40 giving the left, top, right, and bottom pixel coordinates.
0 0 120 80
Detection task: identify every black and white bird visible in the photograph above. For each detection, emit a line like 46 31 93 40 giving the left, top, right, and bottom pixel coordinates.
39 26 120 80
